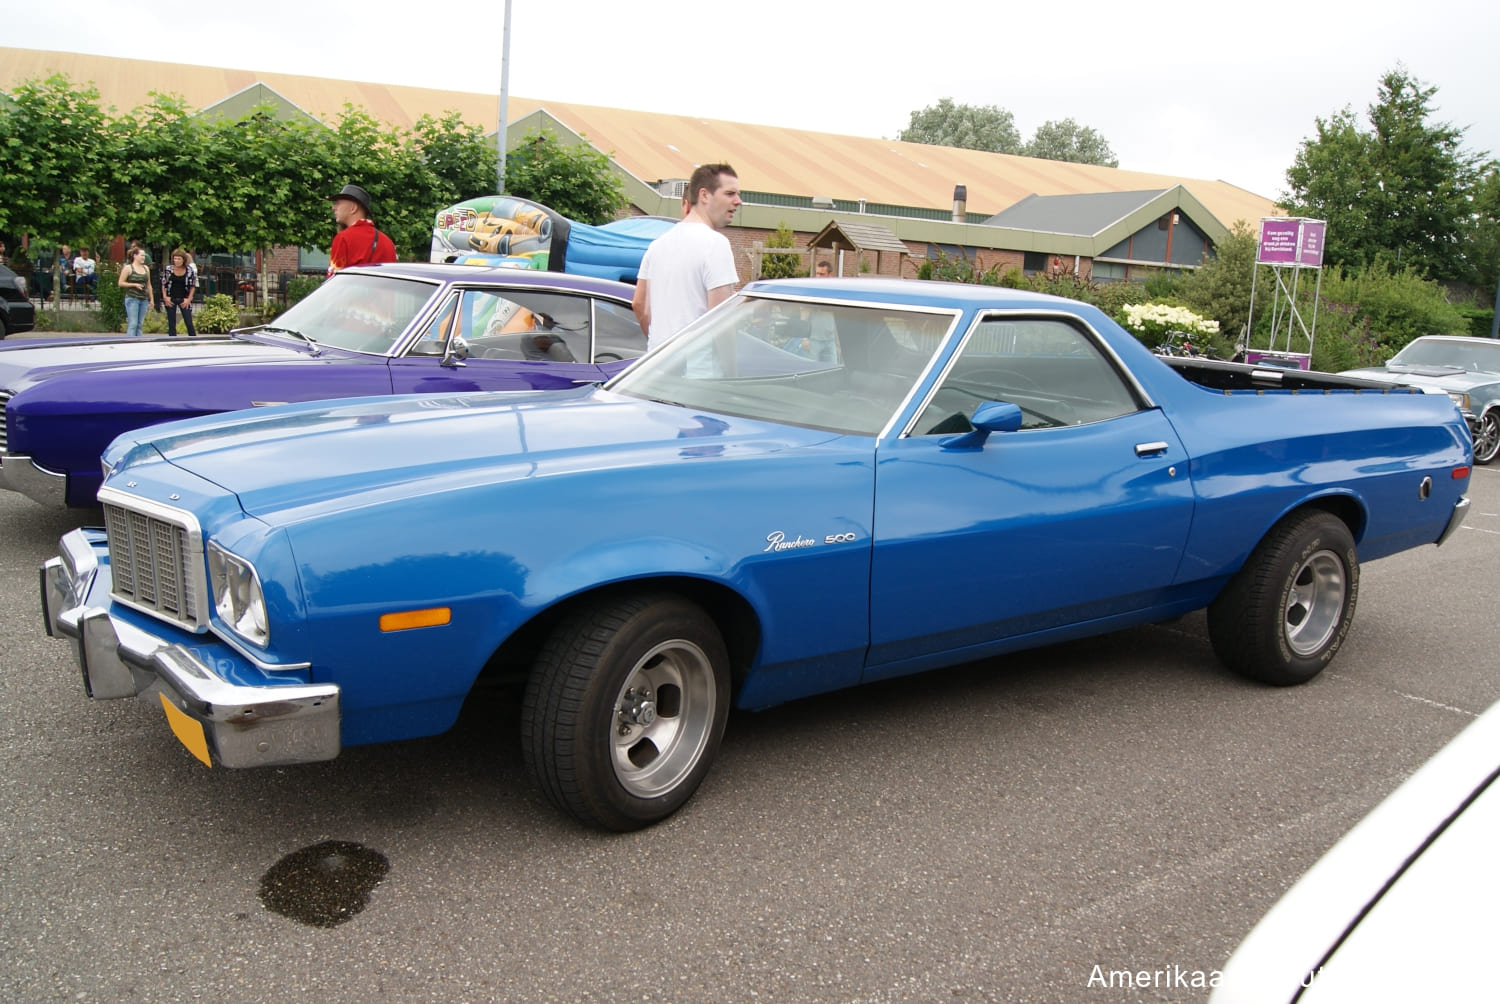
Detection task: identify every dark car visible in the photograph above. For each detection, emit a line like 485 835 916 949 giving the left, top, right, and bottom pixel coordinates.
0 263 647 507
0 263 36 337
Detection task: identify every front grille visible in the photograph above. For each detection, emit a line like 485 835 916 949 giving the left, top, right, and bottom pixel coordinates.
0 390 11 453
104 501 203 629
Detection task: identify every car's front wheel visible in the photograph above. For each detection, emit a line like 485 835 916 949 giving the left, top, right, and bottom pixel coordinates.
1473 411 1500 465
1207 511 1359 686
522 593 730 830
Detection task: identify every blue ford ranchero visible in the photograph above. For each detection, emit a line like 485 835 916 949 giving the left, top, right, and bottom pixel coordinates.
42 278 1472 830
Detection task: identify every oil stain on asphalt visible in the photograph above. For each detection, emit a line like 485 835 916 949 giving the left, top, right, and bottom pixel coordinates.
258 840 390 927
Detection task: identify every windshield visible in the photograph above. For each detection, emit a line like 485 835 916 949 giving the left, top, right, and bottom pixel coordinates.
609 294 957 436
1390 338 1500 374
253 273 438 354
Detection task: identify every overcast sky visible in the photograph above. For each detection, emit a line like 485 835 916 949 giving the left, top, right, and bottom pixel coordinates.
11 0 1499 202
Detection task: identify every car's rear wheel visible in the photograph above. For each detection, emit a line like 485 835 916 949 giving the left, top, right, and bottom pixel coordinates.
1473 411 1500 465
1208 511 1358 686
522 593 730 830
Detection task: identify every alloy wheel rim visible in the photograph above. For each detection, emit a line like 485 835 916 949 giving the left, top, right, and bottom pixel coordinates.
1284 549 1346 657
610 639 716 798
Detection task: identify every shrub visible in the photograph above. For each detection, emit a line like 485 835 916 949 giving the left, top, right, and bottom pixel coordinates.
1118 302 1220 350
1309 299 1383 371
94 259 126 332
916 248 1004 284
1303 261 1468 363
195 293 241 334
759 223 805 279
286 275 323 305
1030 271 1149 318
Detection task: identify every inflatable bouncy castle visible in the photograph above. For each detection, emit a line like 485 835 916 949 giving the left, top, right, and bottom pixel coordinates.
431 196 675 282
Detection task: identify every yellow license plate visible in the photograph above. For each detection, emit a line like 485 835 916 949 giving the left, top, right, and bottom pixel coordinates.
159 693 213 767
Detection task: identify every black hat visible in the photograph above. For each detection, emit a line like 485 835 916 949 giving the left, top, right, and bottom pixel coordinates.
330 183 372 215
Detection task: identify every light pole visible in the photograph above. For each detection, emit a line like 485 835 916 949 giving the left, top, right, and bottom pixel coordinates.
496 0 512 194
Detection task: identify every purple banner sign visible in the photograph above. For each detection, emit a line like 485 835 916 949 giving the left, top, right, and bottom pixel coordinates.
1257 219 1302 264
1298 221 1327 267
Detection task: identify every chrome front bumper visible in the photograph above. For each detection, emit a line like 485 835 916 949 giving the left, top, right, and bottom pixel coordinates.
0 453 67 508
41 528 340 768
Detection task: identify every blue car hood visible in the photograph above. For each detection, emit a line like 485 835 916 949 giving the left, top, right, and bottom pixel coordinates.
0 335 323 392
117 388 836 522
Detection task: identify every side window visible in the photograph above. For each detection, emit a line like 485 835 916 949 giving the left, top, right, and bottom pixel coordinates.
594 299 648 362
411 292 459 354
461 290 593 363
912 317 1141 435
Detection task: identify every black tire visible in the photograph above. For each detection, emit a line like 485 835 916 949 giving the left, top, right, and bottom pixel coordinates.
521 593 730 830
1473 411 1500 465
1207 511 1359 686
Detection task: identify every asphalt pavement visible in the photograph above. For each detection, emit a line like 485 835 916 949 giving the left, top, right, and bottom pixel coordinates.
2 467 1497 1003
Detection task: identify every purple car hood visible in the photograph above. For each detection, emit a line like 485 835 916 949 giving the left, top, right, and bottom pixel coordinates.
0 335 322 393
113 387 838 522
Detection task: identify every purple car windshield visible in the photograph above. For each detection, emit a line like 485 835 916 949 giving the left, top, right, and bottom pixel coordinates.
252 273 439 355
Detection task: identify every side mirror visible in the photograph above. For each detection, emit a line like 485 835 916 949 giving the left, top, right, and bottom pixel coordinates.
940 401 1023 450
441 334 470 368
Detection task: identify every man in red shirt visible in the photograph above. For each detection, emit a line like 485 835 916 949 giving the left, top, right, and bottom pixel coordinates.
327 183 397 275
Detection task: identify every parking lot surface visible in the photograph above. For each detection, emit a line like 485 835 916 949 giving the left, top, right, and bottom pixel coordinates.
3 467 1497 1003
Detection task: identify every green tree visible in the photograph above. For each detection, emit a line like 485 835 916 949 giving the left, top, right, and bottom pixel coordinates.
898 98 1022 154
504 129 626 225
0 75 113 245
204 107 336 253
1469 164 1500 298
1023 118 1118 167
1175 223 1272 344
107 93 213 252
3 75 505 267
759 222 804 278
1285 67 1488 282
411 111 498 205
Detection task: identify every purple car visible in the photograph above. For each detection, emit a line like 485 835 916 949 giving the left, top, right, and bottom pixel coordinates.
0 263 647 508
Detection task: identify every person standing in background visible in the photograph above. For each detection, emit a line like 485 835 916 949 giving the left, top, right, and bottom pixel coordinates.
631 163 741 350
117 247 154 336
327 183 396 274
162 247 198 336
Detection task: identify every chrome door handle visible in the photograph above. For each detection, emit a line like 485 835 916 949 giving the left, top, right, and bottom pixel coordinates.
1134 441 1170 456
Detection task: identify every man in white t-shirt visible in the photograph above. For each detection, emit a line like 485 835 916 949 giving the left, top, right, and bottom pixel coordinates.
632 163 741 351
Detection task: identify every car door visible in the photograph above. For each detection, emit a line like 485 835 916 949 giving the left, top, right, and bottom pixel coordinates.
866 314 1195 679
388 287 640 393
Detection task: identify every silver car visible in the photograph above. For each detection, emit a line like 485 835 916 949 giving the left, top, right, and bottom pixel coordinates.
1343 335 1500 463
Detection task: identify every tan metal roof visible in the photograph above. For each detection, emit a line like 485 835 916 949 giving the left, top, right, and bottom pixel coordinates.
2 47 1280 230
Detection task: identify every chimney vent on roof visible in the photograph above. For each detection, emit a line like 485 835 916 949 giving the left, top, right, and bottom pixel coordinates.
952 185 968 223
